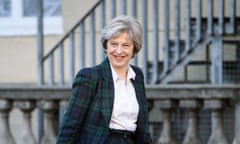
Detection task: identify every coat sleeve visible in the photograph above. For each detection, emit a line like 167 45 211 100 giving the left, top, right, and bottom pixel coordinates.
56 68 98 144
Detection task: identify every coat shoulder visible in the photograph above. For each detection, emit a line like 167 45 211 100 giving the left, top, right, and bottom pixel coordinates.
75 66 100 80
130 65 144 78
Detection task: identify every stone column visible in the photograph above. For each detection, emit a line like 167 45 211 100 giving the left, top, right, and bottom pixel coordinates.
14 100 37 144
38 100 58 144
0 100 15 144
180 100 202 144
234 93 240 144
156 100 176 144
205 99 228 144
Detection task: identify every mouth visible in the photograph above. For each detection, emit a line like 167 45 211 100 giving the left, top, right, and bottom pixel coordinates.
114 55 125 61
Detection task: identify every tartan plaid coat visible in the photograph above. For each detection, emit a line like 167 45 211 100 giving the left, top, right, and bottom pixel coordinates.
56 58 152 144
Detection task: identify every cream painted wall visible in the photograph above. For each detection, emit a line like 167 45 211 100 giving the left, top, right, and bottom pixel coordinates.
0 37 37 83
0 0 97 83
0 36 60 83
62 0 97 32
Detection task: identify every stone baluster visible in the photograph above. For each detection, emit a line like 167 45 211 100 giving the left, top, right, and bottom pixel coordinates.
180 100 202 144
233 138 236 144
38 100 58 144
0 99 15 144
59 100 69 126
234 94 240 144
205 99 228 144
156 100 176 144
14 100 37 144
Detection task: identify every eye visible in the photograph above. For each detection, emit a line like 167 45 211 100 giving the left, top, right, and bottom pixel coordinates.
110 42 118 48
122 44 129 49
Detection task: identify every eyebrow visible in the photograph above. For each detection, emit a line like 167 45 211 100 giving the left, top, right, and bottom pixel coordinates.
109 40 133 45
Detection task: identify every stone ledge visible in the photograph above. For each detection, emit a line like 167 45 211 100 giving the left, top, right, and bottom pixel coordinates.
0 84 239 100
146 84 240 99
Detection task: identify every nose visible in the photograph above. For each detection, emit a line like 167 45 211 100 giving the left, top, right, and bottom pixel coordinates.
116 45 122 54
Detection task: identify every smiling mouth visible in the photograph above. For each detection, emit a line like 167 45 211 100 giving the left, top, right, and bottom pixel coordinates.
114 55 125 60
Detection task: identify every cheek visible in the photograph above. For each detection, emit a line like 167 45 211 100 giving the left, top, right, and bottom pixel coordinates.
128 49 135 57
106 48 113 54
106 49 114 58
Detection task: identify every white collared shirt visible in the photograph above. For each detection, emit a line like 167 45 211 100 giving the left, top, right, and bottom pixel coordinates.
109 65 139 132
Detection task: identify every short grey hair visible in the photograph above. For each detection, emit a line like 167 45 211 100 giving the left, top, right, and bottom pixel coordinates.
100 15 143 56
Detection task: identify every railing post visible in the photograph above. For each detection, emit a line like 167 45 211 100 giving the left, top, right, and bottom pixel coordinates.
229 0 236 34
131 0 137 18
79 22 85 69
207 0 213 35
111 0 116 18
180 100 202 144
151 0 159 84
15 101 37 144
90 11 96 66
173 0 180 65
205 100 228 144
157 100 176 144
58 44 64 85
131 0 138 65
184 0 191 55
49 54 54 85
218 0 224 35
234 96 240 144
100 0 106 60
211 36 223 84
38 100 58 144
142 0 148 83
121 0 127 15
37 0 44 85
163 0 170 76
195 0 202 43
37 1 44 144
0 100 15 144
69 32 75 84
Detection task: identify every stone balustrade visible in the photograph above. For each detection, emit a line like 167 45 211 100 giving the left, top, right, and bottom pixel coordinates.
0 84 239 144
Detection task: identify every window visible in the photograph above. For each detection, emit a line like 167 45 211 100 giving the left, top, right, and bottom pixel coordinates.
0 0 11 17
0 0 63 36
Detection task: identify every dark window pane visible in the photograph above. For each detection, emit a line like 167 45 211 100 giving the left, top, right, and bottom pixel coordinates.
0 0 11 17
23 0 61 17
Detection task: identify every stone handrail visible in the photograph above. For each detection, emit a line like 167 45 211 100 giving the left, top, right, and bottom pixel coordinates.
0 84 239 144
146 84 240 144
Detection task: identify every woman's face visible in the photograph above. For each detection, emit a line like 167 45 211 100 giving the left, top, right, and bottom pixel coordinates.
106 32 134 71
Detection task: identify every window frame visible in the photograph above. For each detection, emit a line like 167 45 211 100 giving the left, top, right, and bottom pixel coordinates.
0 0 63 36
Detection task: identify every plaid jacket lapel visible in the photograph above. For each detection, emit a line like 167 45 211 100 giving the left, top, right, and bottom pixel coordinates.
97 58 115 125
130 66 146 125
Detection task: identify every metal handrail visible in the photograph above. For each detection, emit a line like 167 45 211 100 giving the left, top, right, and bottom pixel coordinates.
39 0 237 85
42 0 101 62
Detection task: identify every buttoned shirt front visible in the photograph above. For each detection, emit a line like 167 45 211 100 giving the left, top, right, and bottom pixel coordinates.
109 65 139 132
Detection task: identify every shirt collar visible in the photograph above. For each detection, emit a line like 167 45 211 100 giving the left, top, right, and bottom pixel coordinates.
110 65 136 82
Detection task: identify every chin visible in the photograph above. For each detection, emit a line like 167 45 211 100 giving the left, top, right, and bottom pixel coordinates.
112 63 126 68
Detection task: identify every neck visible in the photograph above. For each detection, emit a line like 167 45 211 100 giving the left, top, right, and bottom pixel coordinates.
114 67 128 78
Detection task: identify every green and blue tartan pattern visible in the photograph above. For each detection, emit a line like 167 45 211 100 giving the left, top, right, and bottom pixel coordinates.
56 58 152 144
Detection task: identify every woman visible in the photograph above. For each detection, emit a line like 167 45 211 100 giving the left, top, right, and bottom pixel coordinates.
56 15 153 144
